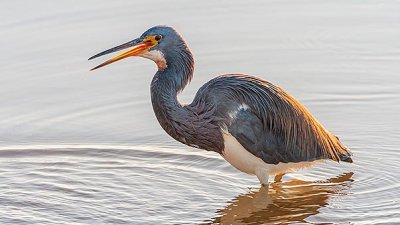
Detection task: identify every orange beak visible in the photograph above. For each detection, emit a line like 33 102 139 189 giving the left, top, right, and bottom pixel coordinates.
88 36 157 71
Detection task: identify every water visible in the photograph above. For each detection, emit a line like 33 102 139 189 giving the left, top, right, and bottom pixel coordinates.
1 0 399 224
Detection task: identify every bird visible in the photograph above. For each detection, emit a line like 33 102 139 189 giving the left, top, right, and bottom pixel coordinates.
89 25 352 185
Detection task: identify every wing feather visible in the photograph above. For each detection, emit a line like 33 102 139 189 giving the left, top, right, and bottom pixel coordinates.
193 74 352 164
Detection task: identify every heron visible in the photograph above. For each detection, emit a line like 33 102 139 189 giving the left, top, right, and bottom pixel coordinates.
89 25 352 185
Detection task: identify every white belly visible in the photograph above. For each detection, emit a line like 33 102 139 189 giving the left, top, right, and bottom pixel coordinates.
221 133 320 176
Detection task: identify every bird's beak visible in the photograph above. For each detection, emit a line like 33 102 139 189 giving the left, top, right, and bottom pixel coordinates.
88 36 157 71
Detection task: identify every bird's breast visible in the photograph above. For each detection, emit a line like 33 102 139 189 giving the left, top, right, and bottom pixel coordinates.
222 132 267 175
222 132 321 175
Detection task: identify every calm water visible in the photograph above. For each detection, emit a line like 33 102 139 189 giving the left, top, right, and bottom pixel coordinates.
1 0 399 224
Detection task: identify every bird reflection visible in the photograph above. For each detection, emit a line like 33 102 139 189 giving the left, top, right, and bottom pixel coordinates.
204 172 353 225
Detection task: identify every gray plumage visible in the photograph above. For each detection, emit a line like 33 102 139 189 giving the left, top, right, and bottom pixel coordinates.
90 25 352 169
192 74 352 164
145 26 352 165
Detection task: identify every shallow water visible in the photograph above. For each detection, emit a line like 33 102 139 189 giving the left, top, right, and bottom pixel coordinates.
1 0 399 224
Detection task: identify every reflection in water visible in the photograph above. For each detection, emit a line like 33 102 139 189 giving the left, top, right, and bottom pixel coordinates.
1 0 399 223
204 173 353 225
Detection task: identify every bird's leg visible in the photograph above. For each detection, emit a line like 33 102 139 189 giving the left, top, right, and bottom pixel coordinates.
255 167 270 186
274 173 285 183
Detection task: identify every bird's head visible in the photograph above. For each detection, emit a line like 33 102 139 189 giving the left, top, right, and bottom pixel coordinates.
89 26 189 71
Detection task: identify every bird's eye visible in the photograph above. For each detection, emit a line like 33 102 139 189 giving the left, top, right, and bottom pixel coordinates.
154 34 162 41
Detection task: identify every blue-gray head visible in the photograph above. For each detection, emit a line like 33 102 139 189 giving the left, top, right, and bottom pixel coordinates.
89 25 193 72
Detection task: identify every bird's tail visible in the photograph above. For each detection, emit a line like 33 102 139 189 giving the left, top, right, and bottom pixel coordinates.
339 153 353 163
334 135 353 163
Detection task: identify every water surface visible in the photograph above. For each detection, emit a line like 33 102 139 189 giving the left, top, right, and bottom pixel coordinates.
1 0 399 224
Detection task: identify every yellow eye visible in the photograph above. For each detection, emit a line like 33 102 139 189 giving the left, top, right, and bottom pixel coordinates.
154 34 162 41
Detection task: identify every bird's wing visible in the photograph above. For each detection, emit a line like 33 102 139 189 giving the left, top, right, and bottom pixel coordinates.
227 107 308 164
194 74 351 164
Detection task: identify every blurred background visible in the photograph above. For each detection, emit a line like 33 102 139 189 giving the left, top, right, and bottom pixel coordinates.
0 0 399 224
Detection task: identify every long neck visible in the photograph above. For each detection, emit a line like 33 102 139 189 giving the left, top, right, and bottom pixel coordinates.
150 46 224 153
150 46 194 142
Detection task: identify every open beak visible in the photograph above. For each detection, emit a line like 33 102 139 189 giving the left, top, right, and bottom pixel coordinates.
88 37 154 71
